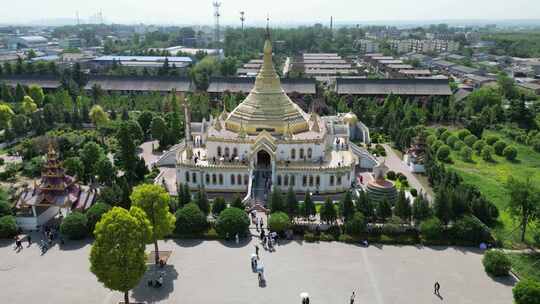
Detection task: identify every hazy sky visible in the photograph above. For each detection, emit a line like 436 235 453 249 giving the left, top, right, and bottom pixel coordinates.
2 0 540 25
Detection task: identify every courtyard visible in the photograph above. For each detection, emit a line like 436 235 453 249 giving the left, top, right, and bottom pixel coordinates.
0 237 516 304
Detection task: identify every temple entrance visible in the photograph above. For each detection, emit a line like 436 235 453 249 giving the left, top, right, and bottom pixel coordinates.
256 150 271 169
253 149 272 205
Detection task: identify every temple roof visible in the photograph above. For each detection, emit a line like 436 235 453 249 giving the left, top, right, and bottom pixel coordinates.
225 31 309 135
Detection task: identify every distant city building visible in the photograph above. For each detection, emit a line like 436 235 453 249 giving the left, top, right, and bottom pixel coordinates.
90 55 193 72
8 35 48 50
390 39 459 54
356 39 380 54
59 38 82 49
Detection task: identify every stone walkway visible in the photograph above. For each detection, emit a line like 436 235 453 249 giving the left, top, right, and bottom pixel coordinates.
0 238 516 304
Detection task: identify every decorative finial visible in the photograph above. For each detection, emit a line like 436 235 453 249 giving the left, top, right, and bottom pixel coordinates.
265 15 270 39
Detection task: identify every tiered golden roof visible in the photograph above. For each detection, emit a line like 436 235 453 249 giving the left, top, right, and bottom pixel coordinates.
225 29 309 135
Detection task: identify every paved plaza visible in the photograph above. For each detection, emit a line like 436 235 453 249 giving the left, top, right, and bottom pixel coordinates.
0 237 516 304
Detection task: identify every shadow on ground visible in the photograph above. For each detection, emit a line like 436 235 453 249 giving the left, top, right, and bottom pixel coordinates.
132 264 179 303
218 235 253 248
171 239 204 248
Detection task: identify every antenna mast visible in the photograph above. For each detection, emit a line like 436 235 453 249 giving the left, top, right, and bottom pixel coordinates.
240 11 246 57
213 2 221 56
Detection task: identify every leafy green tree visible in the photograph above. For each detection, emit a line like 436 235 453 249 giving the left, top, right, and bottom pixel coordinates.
231 195 244 209
130 184 176 264
450 215 491 244
419 217 443 241
376 198 392 221
493 140 507 156
481 145 494 162
174 203 208 235
21 96 37 114
270 188 285 213
0 215 17 238
268 211 291 232
473 140 486 154
116 122 138 182
80 141 104 181
320 197 338 224
460 146 473 162
27 85 44 106
168 91 183 143
339 191 355 221
503 145 518 160
86 203 111 234
215 207 250 238
89 105 109 127
345 212 366 236
285 187 298 218
394 189 411 221
137 111 153 138
301 191 316 218
506 176 540 242
60 212 88 240
434 187 453 225
64 157 84 178
464 134 478 147
195 187 210 215
212 197 227 217
219 57 238 76
356 190 375 219
95 157 116 185
90 207 151 304
14 83 25 102
412 195 433 222
151 116 168 148
436 145 451 162
0 201 12 217
11 114 27 136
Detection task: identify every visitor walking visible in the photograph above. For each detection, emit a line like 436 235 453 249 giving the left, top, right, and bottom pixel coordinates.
255 245 259 257
350 291 356 304
27 235 32 247
434 282 441 296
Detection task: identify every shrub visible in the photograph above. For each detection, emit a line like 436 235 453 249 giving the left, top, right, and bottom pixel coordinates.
386 170 396 180
215 207 250 238
436 145 451 162
420 217 443 241
410 188 418 197
0 201 12 217
0 215 17 238
481 146 494 162
211 197 227 217
268 212 291 232
485 135 500 146
426 134 437 146
493 140 508 156
436 127 448 138
304 232 319 242
440 130 452 142
513 280 540 304
86 202 111 234
450 215 491 244
457 129 472 140
345 212 366 236
60 212 88 240
453 140 465 151
446 135 459 147
473 140 486 154
464 134 479 147
319 233 335 242
482 250 511 277
175 203 208 235
431 140 444 153
459 146 473 162
338 234 355 243
396 172 406 181
503 145 518 160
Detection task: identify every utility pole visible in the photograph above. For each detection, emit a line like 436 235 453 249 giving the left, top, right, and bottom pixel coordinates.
240 11 246 58
213 2 221 57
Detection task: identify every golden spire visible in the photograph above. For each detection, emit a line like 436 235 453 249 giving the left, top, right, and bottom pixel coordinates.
213 116 222 131
238 119 247 138
284 122 293 139
311 117 321 133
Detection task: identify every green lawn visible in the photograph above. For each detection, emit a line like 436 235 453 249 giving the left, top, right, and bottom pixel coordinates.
507 253 540 281
444 130 540 247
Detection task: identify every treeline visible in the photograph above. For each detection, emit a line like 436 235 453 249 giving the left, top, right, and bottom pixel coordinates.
483 32 540 58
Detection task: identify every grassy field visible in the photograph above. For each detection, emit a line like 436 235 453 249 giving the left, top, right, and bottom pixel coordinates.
443 129 540 247
508 253 540 281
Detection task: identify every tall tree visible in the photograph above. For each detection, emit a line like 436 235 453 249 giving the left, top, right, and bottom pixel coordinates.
302 191 316 219
339 191 355 222
90 207 151 304
286 187 298 218
195 186 210 215
376 198 392 221
130 184 176 264
89 105 109 127
434 187 453 225
0 104 14 130
116 122 138 182
394 189 412 222
80 141 105 182
412 195 432 223
137 111 154 138
320 197 338 224
506 176 540 242
27 85 44 106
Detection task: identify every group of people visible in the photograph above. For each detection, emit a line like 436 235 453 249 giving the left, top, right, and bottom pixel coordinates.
251 245 266 286
148 271 165 288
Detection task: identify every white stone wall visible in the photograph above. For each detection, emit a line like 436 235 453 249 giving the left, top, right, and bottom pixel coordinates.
275 143 323 162
206 141 251 161
178 167 250 192
273 169 352 193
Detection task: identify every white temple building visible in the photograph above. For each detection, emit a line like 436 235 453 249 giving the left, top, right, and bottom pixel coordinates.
156 30 377 205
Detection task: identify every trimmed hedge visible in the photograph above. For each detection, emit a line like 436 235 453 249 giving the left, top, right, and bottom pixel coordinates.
420 217 444 241
482 250 511 277
175 203 208 235
513 280 540 304
60 212 88 240
268 212 290 232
